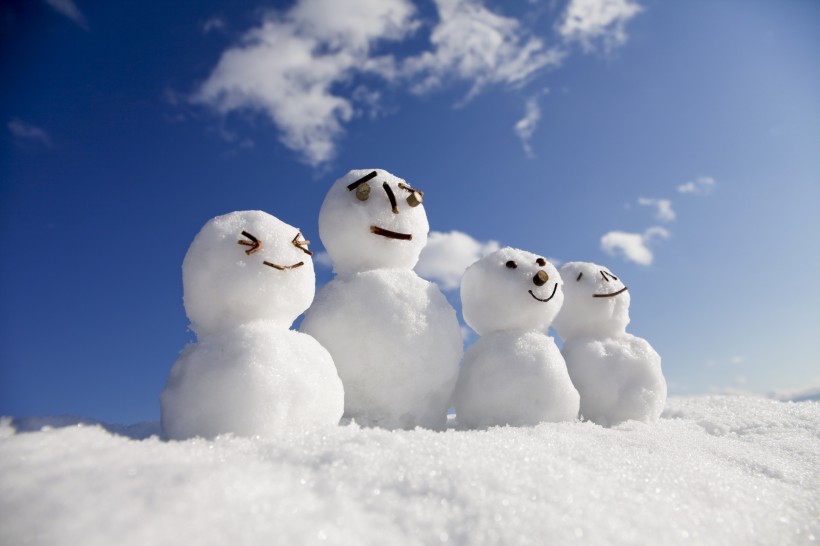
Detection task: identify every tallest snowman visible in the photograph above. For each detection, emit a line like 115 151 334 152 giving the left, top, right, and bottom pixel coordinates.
301 169 463 430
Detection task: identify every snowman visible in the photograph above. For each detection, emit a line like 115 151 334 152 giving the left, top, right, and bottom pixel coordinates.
452 247 580 428
160 210 344 440
552 261 666 427
300 169 462 430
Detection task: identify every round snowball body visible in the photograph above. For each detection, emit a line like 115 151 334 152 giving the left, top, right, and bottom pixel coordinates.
453 331 580 428
461 247 564 335
562 334 666 427
161 322 344 440
552 261 631 341
300 269 462 430
318 169 430 275
183 210 316 336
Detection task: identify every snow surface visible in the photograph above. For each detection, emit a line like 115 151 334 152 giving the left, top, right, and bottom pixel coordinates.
2 396 818 545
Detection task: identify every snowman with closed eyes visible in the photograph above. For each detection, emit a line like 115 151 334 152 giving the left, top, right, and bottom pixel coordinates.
553 262 666 427
160 210 343 440
300 169 462 431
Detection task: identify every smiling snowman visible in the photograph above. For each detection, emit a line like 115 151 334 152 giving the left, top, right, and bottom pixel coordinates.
160 210 344 440
452 248 580 428
553 261 666 427
300 169 462 430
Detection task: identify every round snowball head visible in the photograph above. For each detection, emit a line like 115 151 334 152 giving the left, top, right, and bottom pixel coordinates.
318 169 429 275
461 247 563 335
552 261 631 340
183 210 315 335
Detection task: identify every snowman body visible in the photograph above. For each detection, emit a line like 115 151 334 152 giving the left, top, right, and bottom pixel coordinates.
301 169 462 430
452 248 579 428
553 262 666 426
161 210 343 440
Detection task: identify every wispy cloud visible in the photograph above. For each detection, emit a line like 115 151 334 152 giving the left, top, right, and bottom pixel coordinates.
637 197 675 222
193 0 641 166
402 0 563 99
677 176 716 195
514 95 543 158
415 230 500 290
8 119 53 148
600 226 669 265
557 0 642 52
202 17 226 34
768 378 820 402
43 0 89 30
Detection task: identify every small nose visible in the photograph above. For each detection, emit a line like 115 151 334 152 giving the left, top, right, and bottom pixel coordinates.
533 270 548 286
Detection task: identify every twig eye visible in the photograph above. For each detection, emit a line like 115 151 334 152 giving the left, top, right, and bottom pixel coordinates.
576 272 583 281
238 231 262 255
292 232 313 256
536 258 546 267
506 260 517 269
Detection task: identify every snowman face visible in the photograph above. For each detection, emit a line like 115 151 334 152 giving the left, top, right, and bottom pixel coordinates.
318 169 430 275
461 247 564 335
552 261 631 340
182 210 316 336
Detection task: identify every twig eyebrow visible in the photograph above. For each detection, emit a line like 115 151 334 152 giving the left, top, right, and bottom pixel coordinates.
238 231 262 255
292 232 313 256
263 260 305 271
383 182 399 214
347 171 378 191
398 182 424 196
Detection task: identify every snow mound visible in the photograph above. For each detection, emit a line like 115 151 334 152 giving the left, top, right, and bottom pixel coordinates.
2 396 818 545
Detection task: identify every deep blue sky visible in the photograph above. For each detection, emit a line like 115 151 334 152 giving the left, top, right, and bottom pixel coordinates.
2 0 819 422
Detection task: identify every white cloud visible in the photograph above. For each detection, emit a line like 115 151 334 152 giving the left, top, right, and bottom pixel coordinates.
637 197 675 222
203 17 226 34
768 378 820 402
193 0 566 166
514 95 542 158
43 0 89 30
8 119 53 148
558 0 642 52
193 0 418 166
600 226 669 265
415 230 500 290
402 0 564 99
677 176 716 195
313 250 333 269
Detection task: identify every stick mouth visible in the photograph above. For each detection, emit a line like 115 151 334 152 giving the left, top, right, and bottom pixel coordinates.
370 225 412 240
263 260 305 271
593 286 628 298
529 283 558 303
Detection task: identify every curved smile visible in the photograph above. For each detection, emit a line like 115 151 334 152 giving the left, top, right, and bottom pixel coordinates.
529 283 558 303
370 225 412 240
263 260 304 271
593 286 628 298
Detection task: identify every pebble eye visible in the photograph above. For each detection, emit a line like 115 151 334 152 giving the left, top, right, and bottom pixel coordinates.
536 258 546 267
347 171 377 201
398 183 424 208
576 272 583 281
506 260 518 269
355 184 371 201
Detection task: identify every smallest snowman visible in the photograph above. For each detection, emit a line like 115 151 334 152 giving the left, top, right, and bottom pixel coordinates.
553 262 666 427
452 248 580 428
161 210 343 440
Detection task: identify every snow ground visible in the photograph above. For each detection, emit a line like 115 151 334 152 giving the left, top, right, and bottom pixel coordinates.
1 396 817 545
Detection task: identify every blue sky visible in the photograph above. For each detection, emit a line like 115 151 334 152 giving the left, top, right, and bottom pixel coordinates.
2 0 819 422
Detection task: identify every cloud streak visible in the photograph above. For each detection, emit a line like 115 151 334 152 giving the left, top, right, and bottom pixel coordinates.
514 95 542 158
637 197 675 222
600 226 669 265
677 176 716 195
43 0 89 30
558 0 642 52
8 119 53 148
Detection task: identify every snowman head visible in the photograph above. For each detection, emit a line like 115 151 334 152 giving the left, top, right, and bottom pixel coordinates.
182 210 316 336
461 247 564 335
552 261 631 340
318 169 429 275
